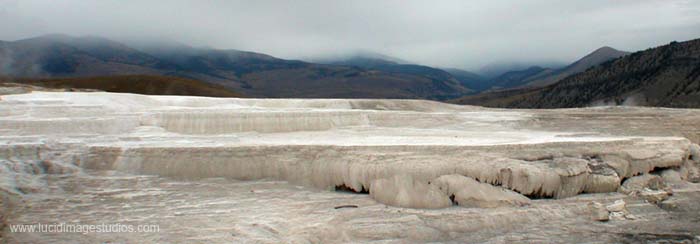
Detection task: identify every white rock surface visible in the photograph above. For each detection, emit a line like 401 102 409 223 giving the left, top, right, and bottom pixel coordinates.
621 174 667 194
639 189 671 203
606 200 627 212
369 174 452 209
2 92 700 243
431 174 530 208
683 144 700 182
0 92 696 201
589 202 610 221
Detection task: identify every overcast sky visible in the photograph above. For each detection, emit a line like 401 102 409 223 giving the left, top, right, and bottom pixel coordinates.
1 0 699 70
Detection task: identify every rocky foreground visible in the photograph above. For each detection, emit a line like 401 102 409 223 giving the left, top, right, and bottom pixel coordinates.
1 92 700 243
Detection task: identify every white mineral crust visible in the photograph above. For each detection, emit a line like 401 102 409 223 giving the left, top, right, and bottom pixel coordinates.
2 92 700 243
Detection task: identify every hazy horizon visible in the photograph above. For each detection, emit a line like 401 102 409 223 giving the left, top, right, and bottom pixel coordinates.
1 0 699 71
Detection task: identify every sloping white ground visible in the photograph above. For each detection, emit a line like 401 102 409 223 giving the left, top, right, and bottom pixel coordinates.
1 92 698 204
2 92 700 242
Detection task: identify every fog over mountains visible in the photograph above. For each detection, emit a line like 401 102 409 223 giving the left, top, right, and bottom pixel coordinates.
3 1 699 70
0 33 654 102
481 47 631 90
1 1 698 105
0 34 471 99
452 38 700 108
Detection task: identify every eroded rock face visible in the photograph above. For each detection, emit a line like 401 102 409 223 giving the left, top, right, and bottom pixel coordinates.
606 200 627 212
431 174 530 208
599 155 630 179
368 174 531 209
589 202 609 221
660 169 684 185
682 144 700 182
583 157 620 192
639 189 671 204
621 174 667 194
369 175 451 209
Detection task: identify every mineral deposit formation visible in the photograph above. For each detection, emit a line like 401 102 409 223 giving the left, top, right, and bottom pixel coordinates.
2 92 700 243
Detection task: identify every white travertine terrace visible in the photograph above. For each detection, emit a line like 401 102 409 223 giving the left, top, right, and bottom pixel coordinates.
2 92 700 242
2 92 698 202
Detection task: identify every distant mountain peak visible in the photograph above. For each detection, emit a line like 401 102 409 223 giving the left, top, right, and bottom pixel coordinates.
581 46 628 60
568 46 629 71
310 50 409 66
595 46 617 51
453 38 700 108
20 33 72 41
504 46 631 88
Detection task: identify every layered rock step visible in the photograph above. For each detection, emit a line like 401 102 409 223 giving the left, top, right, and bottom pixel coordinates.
3 137 696 208
1 92 699 209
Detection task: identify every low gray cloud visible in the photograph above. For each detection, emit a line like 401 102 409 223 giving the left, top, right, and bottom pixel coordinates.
1 0 699 70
